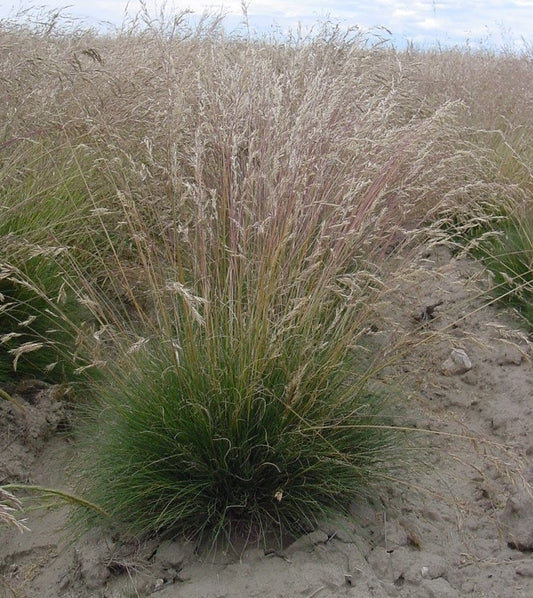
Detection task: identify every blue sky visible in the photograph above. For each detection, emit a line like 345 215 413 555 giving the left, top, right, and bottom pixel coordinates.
2 1 533 50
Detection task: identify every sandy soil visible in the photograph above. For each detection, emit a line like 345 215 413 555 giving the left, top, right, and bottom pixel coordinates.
1 248 532 598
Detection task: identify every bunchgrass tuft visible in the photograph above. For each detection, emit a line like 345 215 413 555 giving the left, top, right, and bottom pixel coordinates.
2 9 532 548
0 209 89 385
473 211 533 331
79 338 398 543
0 137 112 385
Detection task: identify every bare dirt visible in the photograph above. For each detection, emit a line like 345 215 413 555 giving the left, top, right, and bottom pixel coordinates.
1 247 532 598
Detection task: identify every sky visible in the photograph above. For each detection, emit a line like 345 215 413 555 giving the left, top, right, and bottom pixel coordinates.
2 1 533 50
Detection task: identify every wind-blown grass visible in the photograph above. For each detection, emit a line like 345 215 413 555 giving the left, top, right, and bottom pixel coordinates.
0 482 107 533
0 255 78 384
0 487 29 533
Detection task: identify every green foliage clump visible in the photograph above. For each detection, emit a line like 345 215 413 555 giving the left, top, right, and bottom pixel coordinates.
475 214 533 331
79 336 397 543
0 143 99 385
0 255 83 385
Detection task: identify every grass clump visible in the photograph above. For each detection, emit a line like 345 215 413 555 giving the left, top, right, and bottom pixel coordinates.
435 128 532 332
470 132 532 330
81 338 396 542
474 211 533 331
68 20 445 543
0 142 97 385
63 17 530 544
0 254 81 384
2 9 533 548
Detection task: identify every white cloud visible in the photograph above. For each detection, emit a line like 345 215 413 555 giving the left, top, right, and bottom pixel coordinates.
416 17 442 30
1 1 532 49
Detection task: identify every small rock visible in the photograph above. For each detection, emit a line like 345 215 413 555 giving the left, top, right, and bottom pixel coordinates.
496 346 524 366
516 563 533 578
154 539 195 569
285 530 329 554
422 577 460 597
412 554 447 580
75 537 113 589
440 349 472 376
500 489 533 551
